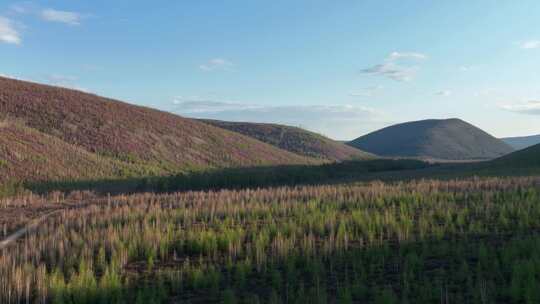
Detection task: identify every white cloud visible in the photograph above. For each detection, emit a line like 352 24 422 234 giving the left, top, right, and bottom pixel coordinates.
361 51 426 82
0 17 21 44
199 58 234 71
435 90 452 96
173 98 259 112
520 40 540 49
43 74 89 92
388 52 427 60
172 99 388 140
500 100 540 115
41 9 81 25
361 62 418 82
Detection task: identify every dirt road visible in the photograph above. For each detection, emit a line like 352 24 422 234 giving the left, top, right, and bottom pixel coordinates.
0 197 108 250
0 209 63 250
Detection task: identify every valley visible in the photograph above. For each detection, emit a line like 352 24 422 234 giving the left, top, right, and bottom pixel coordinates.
1 11 539 301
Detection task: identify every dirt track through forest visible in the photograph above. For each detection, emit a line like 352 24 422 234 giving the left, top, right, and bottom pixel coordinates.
0 210 62 250
0 198 107 250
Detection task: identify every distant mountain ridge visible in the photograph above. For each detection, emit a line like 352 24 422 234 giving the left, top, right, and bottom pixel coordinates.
502 134 540 151
200 119 374 161
348 118 514 160
0 76 318 183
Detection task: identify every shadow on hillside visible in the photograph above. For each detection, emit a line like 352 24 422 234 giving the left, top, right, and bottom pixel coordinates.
25 159 433 195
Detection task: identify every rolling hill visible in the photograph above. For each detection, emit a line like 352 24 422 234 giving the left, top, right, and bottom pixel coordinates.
502 134 540 151
0 120 150 183
0 76 317 183
200 119 374 161
348 118 514 160
491 143 540 168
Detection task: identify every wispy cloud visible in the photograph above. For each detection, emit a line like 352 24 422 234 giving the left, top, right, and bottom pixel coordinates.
520 40 540 49
0 17 21 44
361 63 417 82
199 58 234 71
349 85 384 97
44 74 89 92
173 98 259 112
172 98 388 139
361 51 427 82
387 52 427 60
41 9 81 25
435 90 452 97
500 100 540 115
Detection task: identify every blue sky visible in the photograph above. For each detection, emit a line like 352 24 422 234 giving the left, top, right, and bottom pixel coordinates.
1 1 539 140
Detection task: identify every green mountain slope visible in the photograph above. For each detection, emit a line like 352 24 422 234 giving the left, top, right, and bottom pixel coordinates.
348 118 514 160
491 143 540 168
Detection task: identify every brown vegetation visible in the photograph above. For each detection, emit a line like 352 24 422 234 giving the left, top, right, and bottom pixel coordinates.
0 76 319 185
201 119 374 161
